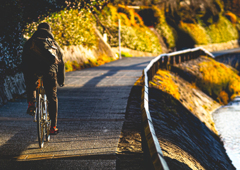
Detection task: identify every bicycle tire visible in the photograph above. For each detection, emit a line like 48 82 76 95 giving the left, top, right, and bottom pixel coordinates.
45 94 51 142
37 94 45 148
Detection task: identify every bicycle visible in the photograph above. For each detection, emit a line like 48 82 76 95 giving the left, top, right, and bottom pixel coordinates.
34 75 51 148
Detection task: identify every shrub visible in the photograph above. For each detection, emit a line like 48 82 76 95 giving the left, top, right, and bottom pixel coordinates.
154 6 177 48
119 13 131 26
134 12 144 26
107 4 119 25
205 16 239 43
1 1 24 75
179 21 211 45
65 60 74 72
225 11 238 24
120 26 162 53
97 4 161 54
116 51 132 57
138 6 160 26
197 57 240 104
96 53 112 66
217 91 229 105
117 4 131 20
121 51 132 57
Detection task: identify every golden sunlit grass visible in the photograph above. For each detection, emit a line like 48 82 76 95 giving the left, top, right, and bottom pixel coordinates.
150 70 180 100
62 45 115 72
197 58 240 104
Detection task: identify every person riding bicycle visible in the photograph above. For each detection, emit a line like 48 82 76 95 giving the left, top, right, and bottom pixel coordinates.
22 23 65 135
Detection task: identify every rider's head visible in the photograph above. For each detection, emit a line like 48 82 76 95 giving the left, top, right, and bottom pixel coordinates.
37 22 51 32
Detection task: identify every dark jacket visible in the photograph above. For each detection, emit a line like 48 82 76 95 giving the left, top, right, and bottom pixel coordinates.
22 28 65 86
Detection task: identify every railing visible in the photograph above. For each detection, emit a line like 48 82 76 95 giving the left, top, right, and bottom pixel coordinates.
141 47 214 170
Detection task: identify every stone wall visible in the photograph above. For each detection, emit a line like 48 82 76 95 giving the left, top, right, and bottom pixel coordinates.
195 40 240 52
0 72 26 106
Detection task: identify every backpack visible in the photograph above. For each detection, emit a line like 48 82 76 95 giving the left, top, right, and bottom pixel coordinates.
29 37 59 65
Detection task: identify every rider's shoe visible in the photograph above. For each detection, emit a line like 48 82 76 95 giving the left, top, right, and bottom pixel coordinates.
27 101 35 116
50 126 59 135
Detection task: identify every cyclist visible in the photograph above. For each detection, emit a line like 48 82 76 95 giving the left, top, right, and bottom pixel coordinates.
22 23 65 135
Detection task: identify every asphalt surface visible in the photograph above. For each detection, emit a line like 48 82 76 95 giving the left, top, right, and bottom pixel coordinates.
0 57 154 170
211 47 240 57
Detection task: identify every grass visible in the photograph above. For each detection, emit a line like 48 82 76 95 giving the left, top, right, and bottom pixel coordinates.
117 51 133 57
150 69 180 100
62 45 115 72
196 57 240 104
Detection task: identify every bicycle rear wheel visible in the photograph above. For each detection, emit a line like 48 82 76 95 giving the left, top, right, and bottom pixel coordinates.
45 94 51 142
37 94 45 148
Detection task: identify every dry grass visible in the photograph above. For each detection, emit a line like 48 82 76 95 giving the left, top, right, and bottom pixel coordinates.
62 45 116 72
150 69 180 100
197 57 240 104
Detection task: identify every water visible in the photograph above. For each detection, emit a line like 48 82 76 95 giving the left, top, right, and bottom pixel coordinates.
212 97 240 169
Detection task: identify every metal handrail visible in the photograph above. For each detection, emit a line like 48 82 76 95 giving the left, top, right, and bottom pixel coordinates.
141 47 214 170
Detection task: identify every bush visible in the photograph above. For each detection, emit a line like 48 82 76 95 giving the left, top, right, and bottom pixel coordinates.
197 57 240 104
152 6 177 49
134 12 144 26
225 11 238 24
0 1 24 75
120 26 162 53
96 4 161 54
117 5 132 20
138 6 160 26
119 13 131 26
179 21 210 45
205 16 239 43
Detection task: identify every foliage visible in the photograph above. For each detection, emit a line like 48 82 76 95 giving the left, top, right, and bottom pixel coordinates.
138 6 160 26
165 0 222 24
64 53 113 72
179 21 210 45
204 16 238 43
23 9 97 48
150 69 180 100
154 6 177 48
0 1 24 75
119 51 133 57
197 57 240 104
119 13 131 26
134 12 144 26
222 0 240 17
101 4 143 26
117 4 132 20
120 26 161 53
96 4 161 54
225 11 238 24
110 0 162 6
0 0 109 77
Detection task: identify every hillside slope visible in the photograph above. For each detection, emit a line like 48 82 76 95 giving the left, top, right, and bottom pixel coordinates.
117 56 237 169
148 56 237 169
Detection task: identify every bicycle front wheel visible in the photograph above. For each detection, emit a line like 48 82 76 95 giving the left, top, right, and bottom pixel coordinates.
37 94 45 148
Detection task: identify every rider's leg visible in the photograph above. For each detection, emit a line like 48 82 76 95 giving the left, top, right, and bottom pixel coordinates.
43 71 58 132
23 73 38 115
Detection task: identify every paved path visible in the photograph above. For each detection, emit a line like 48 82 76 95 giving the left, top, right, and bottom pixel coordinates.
211 47 240 57
0 57 154 170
